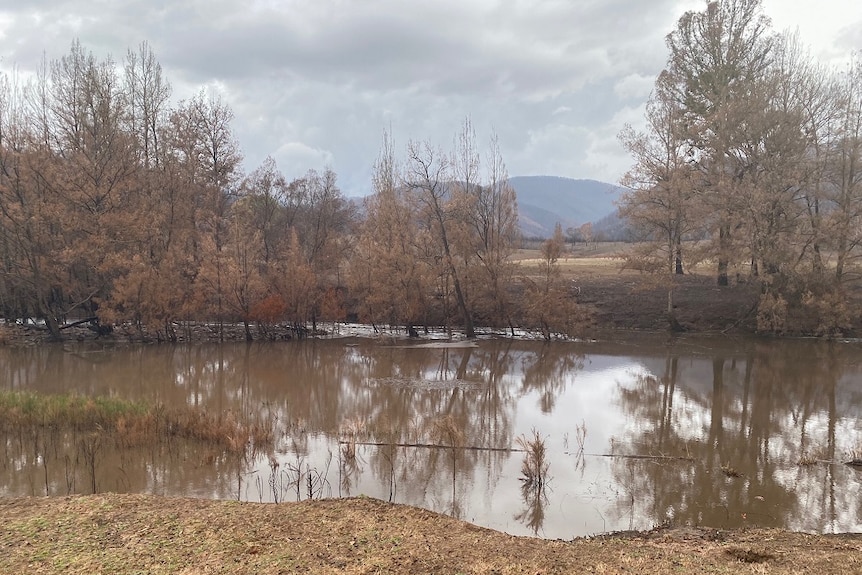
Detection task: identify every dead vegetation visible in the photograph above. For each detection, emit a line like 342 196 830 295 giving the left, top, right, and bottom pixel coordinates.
516 428 550 490
1 494 860 575
0 390 273 454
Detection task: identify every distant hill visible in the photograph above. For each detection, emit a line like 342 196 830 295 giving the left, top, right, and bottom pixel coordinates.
509 176 623 238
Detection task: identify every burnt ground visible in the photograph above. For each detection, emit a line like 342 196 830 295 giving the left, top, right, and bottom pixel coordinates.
576 271 761 334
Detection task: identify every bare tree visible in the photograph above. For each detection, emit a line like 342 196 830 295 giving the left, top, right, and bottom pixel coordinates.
124 41 172 169
619 71 699 330
827 56 862 284
407 139 475 337
469 132 519 333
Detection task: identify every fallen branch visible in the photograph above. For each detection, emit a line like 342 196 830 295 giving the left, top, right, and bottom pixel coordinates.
588 453 694 462
60 317 99 330
342 440 524 453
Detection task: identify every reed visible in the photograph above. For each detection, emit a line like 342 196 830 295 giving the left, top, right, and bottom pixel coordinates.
0 391 148 431
517 428 550 490
0 390 273 453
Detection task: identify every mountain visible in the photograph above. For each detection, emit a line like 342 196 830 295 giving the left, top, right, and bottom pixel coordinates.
508 176 624 238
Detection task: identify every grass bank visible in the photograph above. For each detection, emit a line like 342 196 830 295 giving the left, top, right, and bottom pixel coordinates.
0 494 860 574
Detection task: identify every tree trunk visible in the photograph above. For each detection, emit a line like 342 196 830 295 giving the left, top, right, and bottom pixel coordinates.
450 271 475 338
667 250 682 332
44 313 62 341
717 225 730 286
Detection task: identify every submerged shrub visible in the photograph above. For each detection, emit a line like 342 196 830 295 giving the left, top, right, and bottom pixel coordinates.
517 428 550 490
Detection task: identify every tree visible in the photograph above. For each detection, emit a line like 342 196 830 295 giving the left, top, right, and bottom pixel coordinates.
620 71 699 330
522 224 580 340
665 0 776 286
737 34 811 286
826 56 862 284
0 42 138 338
788 34 840 279
350 129 428 332
467 132 519 333
240 156 288 265
406 139 476 337
124 41 171 169
174 91 242 339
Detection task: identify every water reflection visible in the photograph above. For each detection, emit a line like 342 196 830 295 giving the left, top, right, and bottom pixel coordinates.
612 340 862 534
0 336 861 538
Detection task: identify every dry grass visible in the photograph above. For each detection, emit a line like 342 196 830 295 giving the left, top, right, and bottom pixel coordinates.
0 390 273 454
516 428 550 489
1 494 860 574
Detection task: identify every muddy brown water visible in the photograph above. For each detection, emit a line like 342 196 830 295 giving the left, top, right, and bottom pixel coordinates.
1 333 861 539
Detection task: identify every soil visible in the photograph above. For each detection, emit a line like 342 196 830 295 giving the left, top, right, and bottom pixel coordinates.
576 268 761 333
1 494 859 574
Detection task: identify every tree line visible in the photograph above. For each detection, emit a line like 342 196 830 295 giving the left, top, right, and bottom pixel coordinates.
0 41 581 340
619 0 862 334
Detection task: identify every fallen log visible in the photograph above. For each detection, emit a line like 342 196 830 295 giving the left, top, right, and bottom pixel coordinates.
589 453 695 462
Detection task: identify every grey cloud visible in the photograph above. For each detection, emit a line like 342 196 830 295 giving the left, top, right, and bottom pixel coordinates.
2 0 851 196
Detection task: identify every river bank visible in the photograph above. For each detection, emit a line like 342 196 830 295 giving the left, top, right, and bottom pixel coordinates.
0 269 771 347
1 493 859 574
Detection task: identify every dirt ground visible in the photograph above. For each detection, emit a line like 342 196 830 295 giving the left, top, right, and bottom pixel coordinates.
517 245 763 334
1 494 859 574
572 261 761 333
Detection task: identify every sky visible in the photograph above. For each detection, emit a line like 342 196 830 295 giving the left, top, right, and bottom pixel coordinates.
0 1 860 196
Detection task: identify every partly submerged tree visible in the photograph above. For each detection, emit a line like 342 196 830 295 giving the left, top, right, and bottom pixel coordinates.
522 224 581 340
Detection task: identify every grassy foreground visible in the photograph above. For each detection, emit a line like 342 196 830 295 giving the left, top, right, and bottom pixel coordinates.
1 494 860 574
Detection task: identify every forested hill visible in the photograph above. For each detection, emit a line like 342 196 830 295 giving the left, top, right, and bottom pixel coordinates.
509 176 623 238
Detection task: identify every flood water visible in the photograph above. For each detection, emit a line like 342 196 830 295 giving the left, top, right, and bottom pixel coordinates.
2 333 861 539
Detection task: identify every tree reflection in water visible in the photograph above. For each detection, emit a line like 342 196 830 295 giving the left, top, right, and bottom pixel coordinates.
2 337 862 538
515 480 549 536
612 340 862 532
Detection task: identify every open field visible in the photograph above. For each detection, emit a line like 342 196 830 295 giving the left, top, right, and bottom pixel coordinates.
1 494 860 574
514 244 763 333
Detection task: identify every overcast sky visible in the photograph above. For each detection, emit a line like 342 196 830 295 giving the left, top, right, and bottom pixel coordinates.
1 1 860 196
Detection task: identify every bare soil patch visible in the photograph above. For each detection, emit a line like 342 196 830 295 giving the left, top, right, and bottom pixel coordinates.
1 494 859 574
519 246 763 334
575 268 761 333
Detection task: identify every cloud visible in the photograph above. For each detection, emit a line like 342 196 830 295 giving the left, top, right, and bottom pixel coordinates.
1 0 857 195
584 104 649 186
273 141 334 176
614 74 656 102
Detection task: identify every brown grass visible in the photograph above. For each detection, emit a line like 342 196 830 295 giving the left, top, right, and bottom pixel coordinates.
1 494 860 574
516 428 550 489
0 390 273 454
